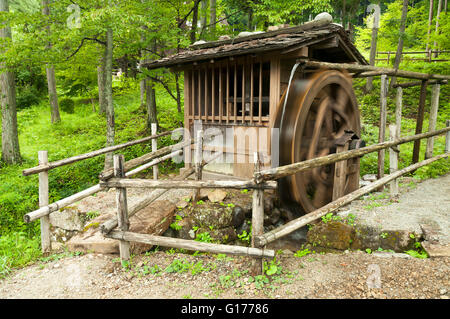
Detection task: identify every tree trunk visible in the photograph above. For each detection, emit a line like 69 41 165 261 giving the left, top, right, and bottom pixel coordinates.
390 0 409 88
200 0 207 38
104 28 115 170
426 0 434 56
42 0 60 123
145 80 158 132
0 0 20 164
209 0 216 35
98 43 107 115
140 78 146 106
434 0 442 58
190 0 199 44
366 26 379 92
46 66 60 123
175 72 182 115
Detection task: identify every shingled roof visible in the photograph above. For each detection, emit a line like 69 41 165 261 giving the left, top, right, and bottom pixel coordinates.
142 19 367 70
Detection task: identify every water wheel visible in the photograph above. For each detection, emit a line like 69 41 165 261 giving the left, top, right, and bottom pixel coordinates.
274 70 361 214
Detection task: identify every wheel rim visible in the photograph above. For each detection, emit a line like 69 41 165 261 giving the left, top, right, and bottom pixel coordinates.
275 70 361 213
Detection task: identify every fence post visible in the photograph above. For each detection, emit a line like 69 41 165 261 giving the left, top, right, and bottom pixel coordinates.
38 151 51 254
425 84 440 159
389 125 399 196
395 86 403 138
151 123 158 180
194 130 203 202
446 120 450 156
251 152 264 275
412 80 428 165
378 74 388 185
114 154 130 261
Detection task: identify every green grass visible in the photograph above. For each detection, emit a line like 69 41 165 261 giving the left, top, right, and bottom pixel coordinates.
0 232 41 278
0 84 184 275
353 76 450 178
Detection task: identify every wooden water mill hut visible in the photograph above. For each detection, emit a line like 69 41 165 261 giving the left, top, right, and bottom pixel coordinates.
142 15 368 214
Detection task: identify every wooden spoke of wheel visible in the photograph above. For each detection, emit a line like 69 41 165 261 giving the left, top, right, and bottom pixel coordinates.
274 70 361 214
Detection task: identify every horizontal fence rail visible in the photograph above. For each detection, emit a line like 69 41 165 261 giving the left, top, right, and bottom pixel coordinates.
106 230 275 258
254 126 450 183
22 130 173 176
100 178 278 190
302 60 450 81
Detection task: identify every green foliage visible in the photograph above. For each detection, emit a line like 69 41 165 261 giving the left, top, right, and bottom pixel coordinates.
59 98 75 114
195 231 213 243
170 215 183 231
294 248 312 258
263 257 282 276
164 258 215 275
0 232 41 278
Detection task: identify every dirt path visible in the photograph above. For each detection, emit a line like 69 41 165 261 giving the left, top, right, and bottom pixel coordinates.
1 175 449 299
0 251 448 299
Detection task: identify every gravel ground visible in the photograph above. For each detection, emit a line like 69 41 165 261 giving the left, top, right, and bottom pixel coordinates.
0 250 448 299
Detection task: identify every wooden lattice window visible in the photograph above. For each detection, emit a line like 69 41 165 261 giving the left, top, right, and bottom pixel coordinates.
186 57 271 125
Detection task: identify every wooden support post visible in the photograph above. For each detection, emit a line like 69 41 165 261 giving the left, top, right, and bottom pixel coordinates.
378 74 388 184
194 130 203 202
114 154 130 261
151 123 158 180
395 87 403 138
425 84 440 159
251 152 265 275
38 151 51 254
332 142 349 201
389 125 399 196
412 80 428 164
446 120 450 156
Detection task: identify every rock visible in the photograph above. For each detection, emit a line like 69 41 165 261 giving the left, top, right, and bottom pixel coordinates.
351 226 416 252
193 40 206 45
264 197 274 214
314 12 333 23
236 220 251 236
270 208 281 225
421 241 450 257
176 199 189 209
237 31 253 38
231 206 246 228
419 224 441 242
49 207 87 232
279 207 296 222
193 206 234 229
67 200 176 254
175 217 194 240
196 226 237 243
218 35 231 40
363 174 377 182
207 189 227 203
307 221 355 250
67 228 119 254
128 200 177 253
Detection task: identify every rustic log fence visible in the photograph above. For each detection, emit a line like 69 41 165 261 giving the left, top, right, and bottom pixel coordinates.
21 60 450 274
22 125 180 252
375 50 450 64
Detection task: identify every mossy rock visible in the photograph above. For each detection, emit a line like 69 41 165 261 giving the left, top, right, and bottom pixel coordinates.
307 221 355 250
